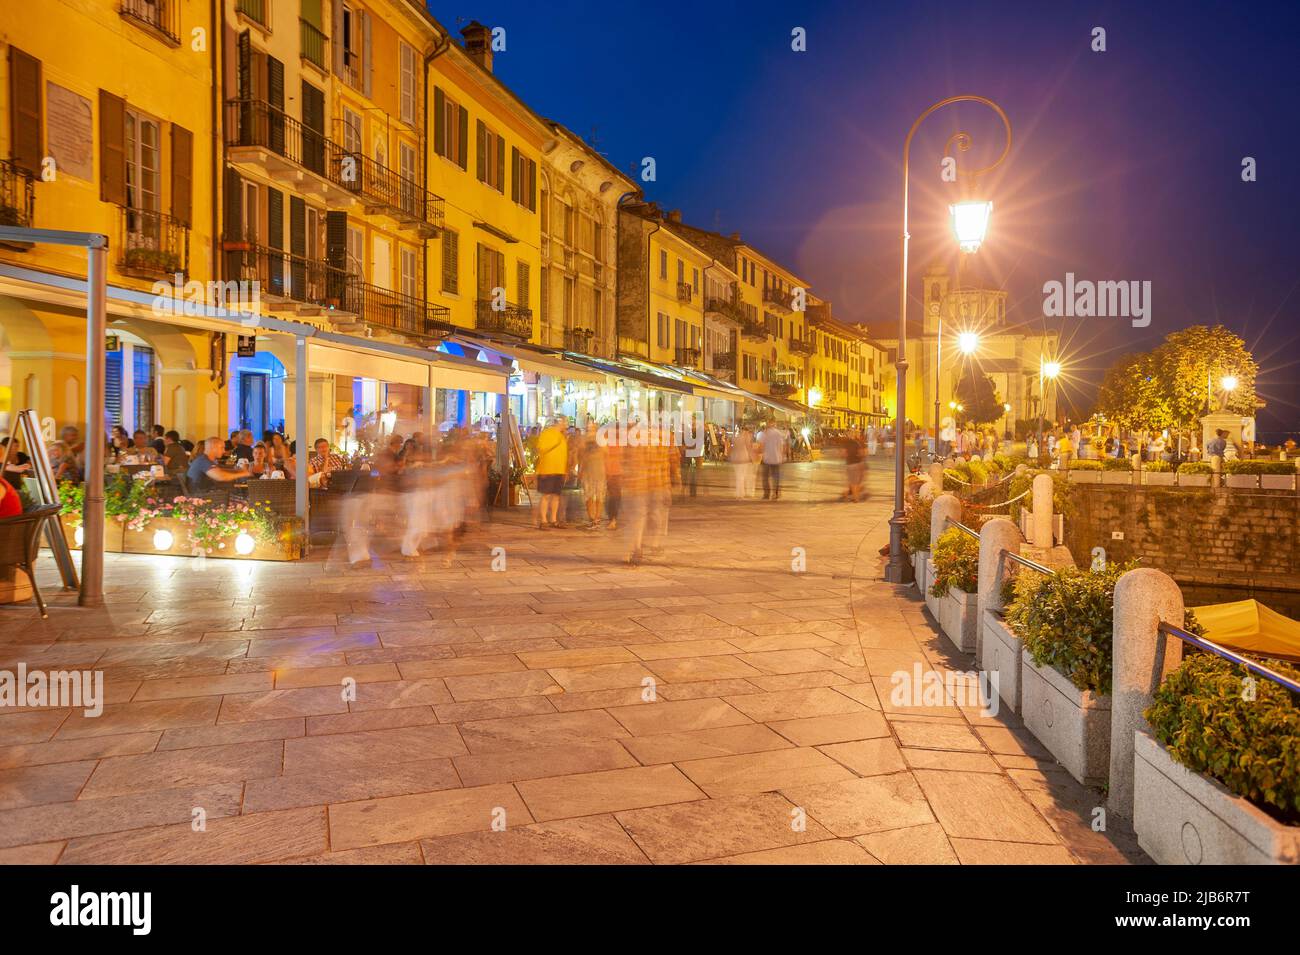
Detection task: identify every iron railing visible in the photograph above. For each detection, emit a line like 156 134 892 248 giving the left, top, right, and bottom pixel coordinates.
300 18 328 70
224 240 349 310
704 295 742 320
225 100 443 230
345 280 453 341
676 281 693 303
763 285 792 309
741 319 769 341
117 206 189 278
120 0 181 44
475 299 533 339
769 380 797 398
788 336 815 356
0 159 35 230
564 327 595 352
1157 621 1300 694
711 351 736 372
675 347 702 368
235 0 269 29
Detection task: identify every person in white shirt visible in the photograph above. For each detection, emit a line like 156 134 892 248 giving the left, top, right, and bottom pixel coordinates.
757 422 787 500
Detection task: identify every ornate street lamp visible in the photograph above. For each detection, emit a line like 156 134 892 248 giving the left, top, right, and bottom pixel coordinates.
886 95 1012 584
1037 358 1062 455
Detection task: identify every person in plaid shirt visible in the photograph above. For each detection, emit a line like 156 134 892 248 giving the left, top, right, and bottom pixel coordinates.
308 438 347 487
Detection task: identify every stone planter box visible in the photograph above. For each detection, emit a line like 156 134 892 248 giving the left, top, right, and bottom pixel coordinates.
1068 469 1101 484
909 550 930 597
1021 651 1111 785
1101 470 1135 485
1260 474 1296 490
1225 474 1258 489
60 514 125 552
980 611 1023 713
1176 472 1214 487
937 586 977 653
122 517 301 561
1133 729 1300 865
1141 470 1177 486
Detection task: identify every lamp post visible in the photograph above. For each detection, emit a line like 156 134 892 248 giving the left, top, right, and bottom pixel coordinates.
885 95 1011 584
1037 358 1061 457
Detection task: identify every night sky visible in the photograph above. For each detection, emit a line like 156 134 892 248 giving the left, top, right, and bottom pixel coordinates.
430 0 1300 439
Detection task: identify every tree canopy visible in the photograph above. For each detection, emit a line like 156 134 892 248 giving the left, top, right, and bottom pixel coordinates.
954 364 1003 425
1095 325 1257 430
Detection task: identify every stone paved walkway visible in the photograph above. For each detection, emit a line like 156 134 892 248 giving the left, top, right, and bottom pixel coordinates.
0 461 1143 864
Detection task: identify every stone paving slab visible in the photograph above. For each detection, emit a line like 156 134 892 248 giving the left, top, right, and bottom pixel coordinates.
0 461 1144 864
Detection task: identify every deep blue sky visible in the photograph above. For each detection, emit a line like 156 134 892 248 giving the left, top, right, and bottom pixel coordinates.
431 1 1300 437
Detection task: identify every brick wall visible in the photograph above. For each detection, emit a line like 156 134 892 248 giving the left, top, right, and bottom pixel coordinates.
1064 484 1300 590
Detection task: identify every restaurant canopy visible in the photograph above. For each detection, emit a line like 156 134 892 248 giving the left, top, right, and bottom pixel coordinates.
1190 599 1300 662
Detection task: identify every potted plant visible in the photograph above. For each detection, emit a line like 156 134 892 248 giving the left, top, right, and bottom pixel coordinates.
1005 563 1127 784
929 526 979 653
904 496 933 594
1100 456 1134 484
1068 458 1103 483
1223 459 1296 490
1139 651 1300 863
1177 460 1215 487
1141 460 1177 486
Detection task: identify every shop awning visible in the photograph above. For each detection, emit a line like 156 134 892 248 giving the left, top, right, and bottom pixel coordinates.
450 335 609 384
562 354 696 395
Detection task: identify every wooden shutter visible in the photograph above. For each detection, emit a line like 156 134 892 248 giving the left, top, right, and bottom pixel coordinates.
289 196 306 297
325 210 349 304
441 230 458 294
170 124 193 225
222 167 243 279
265 186 284 294
237 29 251 99
516 261 530 310
267 57 284 110
495 135 505 194
8 47 42 176
475 120 486 183
98 89 126 205
332 0 345 78
457 103 468 170
361 10 372 97
510 146 520 204
433 86 445 158
527 158 536 211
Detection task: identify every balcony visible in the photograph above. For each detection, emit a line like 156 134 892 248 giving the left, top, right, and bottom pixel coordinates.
763 285 792 310
235 0 269 30
740 320 769 342
300 18 327 71
224 239 349 312
475 299 534 339
345 281 454 343
788 336 815 356
704 296 744 323
120 0 181 46
769 380 798 398
676 281 693 303
710 351 736 373
563 327 595 352
117 206 189 279
0 159 35 234
674 346 702 368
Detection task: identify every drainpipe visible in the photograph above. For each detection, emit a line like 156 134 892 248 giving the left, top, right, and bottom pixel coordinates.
211 0 222 282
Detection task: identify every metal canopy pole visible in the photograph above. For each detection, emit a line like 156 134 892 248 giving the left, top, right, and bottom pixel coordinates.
294 335 309 533
80 237 108 606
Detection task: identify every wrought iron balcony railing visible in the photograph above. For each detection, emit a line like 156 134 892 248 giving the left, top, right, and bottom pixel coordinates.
740 319 770 341
475 299 533 339
710 351 736 372
120 0 181 45
0 159 35 231
224 239 349 311
563 327 595 352
225 100 443 231
763 285 792 310
674 346 702 368
788 336 815 356
235 0 269 29
769 380 798 398
344 280 453 342
118 206 189 278
300 18 328 70
676 281 693 303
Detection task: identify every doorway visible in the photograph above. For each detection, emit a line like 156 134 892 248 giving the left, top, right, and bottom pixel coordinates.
239 370 270 435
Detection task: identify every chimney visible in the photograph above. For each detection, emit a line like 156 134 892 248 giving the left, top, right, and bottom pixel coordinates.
461 21 493 73
666 209 681 223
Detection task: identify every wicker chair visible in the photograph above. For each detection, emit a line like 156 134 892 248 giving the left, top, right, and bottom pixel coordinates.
0 504 61 618
245 479 299 518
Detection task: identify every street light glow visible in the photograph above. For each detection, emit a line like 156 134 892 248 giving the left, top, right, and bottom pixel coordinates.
1221 374 1239 392
1042 360 1062 380
957 331 979 355
950 200 993 253
808 387 823 407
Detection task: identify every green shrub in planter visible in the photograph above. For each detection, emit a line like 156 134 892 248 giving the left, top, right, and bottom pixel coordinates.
929 526 979 597
904 496 932 553
967 459 989 485
1224 459 1296 475
1007 469 1074 523
1068 459 1102 470
1143 460 1174 472
1146 651 1300 823
1178 462 1213 475
1101 457 1133 471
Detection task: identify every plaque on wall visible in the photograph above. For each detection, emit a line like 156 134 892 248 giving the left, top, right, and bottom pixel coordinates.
46 82 94 182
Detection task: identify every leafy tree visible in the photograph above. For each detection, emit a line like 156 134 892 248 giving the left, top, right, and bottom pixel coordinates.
1095 325 1257 430
954 364 1002 425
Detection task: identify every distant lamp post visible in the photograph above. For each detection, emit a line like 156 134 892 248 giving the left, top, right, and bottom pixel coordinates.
957 331 980 355
887 95 1011 584
808 386 824 407
950 200 993 253
1037 359 1062 454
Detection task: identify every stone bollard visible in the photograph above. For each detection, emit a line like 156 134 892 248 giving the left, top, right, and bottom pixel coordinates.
930 492 962 548
1031 473 1054 547
977 518 1024 661
927 462 945 488
918 479 935 502
1109 568 1184 820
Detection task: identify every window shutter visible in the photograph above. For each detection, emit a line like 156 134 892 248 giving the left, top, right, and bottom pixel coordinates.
170 124 193 226
325 211 348 270
495 136 505 194
361 11 372 98
528 159 537 212
237 29 251 99
289 196 306 297
267 56 284 110
516 261 530 310
433 86 445 157
441 230 458 294
332 0 345 78
8 47 42 176
222 167 243 279
457 104 468 170
98 89 126 205
475 120 486 183
510 146 520 204
399 43 414 125
266 187 283 250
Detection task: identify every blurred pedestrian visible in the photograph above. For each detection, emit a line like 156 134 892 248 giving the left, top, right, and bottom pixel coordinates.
534 416 569 529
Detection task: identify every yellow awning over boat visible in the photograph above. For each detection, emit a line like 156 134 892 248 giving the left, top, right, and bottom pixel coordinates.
1190 599 1300 662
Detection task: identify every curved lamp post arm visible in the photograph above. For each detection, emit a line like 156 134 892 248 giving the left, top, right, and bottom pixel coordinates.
886 95 1012 585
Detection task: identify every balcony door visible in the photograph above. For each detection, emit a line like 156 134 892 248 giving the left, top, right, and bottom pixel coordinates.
371 235 391 290
124 109 161 252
